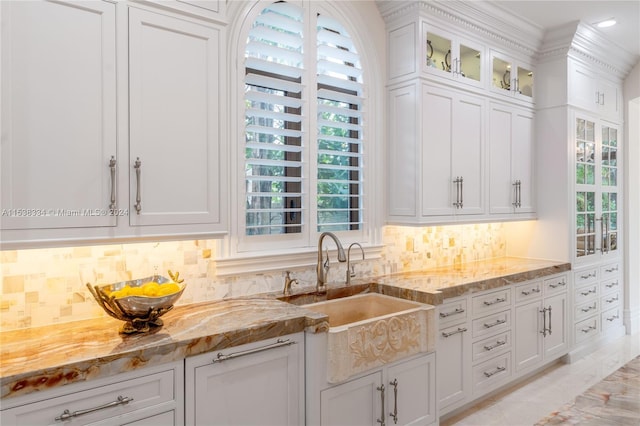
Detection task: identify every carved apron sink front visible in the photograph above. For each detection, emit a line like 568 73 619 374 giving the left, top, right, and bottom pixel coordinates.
304 293 435 383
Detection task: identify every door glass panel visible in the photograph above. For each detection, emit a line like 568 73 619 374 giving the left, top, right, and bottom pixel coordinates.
517 65 533 97
492 57 511 91
576 118 596 185
576 191 597 257
426 32 451 73
601 126 618 187
459 44 480 82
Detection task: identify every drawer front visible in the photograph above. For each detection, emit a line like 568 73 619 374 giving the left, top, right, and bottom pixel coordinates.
472 352 511 395
574 299 599 322
472 288 511 317
472 331 511 364
601 306 622 331
543 274 569 296
574 268 598 286
438 297 468 327
601 277 621 295
471 310 511 339
515 281 542 303
1 369 176 425
574 283 598 304
600 262 621 279
601 290 621 309
575 316 599 344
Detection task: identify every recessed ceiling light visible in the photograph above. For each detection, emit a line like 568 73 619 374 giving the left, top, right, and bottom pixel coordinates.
596 18 617 28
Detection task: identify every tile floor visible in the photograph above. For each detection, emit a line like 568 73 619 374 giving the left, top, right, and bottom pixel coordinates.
441 332 640 426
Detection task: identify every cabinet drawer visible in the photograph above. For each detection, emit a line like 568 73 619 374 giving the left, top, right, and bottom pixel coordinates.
543 274 568 296
574 268 598 286
472 288 511 317
575 316 599 344
471 310 510 339
574 283 598 304
1 368 177 425
600 262 620 279
601 306 622 331
574 299 598 322
514 281 542 303
472 352 511 395
601 277 621 294
472 331 511 364
438 297 468 327
601 290 621 309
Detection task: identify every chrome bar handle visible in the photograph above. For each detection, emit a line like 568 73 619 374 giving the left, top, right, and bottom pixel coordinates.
483 297 506 306
606 314 619 322
605 266 619 273
134 157 142 214
548 306 552 335
580 272 596 279
606 280 619 289
483 318 507 329
521 288 541 295
549 280 566 289
484 340 506 351
600 92 605 105
581 303 597 313
439 308 465 318
377 384 386 426
212 339 296 363
580 288 596 296
452 177 461 208
581 325 596 333
595 91 601 105
459 176 464 208
389 379 398 424
109 156 117 210
55 395 133 421
483 366 506 378
605 295 619 303
512 180 521 208
442 327 467 338
540 307 548 337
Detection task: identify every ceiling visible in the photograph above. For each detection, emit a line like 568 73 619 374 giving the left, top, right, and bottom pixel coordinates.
492 0 640 58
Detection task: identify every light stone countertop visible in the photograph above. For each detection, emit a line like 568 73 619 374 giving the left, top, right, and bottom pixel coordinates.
0 256 570 400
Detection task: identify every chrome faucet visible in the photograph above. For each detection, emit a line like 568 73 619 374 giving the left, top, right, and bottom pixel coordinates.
316 232 346 293
346 242 365 286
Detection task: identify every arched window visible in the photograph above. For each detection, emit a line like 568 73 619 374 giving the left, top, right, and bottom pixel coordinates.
243 1 364 238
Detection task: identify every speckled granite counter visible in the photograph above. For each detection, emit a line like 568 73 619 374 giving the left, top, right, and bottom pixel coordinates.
0 256 570 401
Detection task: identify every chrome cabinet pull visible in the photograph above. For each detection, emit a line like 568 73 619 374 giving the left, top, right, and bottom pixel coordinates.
581 303 597 313
377 384 386 426
581 325 596 333
606 281 619 288
483 297 506 306
440 308 464 318
549 280 566 289
521 287 541 295
580 288 596 296
55 395 133 421
442 327 467 338
212 339 295 363
134 157 142 214
459 177 464 208
453 177 463 208
389 379 398 424
483 318 507 328
605 296 619 303
605 266 618 273
540 307 547 337
606 314 619 322
109 156 117 210
548 306 552 335
483 366 505 378
512 180 522 208
595 91 600 105
580 272 596 279
484 340 506 351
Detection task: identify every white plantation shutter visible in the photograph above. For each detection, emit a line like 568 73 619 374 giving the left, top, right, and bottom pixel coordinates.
243 1 365 237
244 2 304 235
316 14 364 232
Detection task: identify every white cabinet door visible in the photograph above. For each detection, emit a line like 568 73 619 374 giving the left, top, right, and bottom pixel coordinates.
569 61 621 119
186 335 304 426
386 354 436 426
128 8 224 229
437 322 470 411
488 103 535 215
320 371 383 426
1 0 117 230
422 84 484 217
543 292 568 359
514 300 543 372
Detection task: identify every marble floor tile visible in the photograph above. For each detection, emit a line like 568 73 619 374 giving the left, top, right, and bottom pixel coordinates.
442 333 640 426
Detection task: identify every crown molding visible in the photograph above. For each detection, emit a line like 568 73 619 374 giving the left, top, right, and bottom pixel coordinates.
376 0 543 58
539 21 637 81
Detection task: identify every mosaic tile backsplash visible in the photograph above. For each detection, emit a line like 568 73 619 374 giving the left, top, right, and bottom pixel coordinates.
0 223 506 332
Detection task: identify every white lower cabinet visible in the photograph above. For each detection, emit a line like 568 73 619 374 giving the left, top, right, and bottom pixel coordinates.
185 333 304 426
319 354 436 426
437 316 471 412
0 362 183 426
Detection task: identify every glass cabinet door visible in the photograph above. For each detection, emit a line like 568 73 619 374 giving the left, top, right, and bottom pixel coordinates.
575 118 597 259
458 43 481 83
600 126 619 254
491 52 534 99
492 57 512 92
426 32 452 73
516 65 533 98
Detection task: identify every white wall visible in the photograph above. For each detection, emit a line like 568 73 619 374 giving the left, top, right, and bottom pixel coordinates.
624 60 640 334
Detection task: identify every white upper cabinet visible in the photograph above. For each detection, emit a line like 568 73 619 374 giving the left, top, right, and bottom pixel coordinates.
132 0 226 22
569 59 621 120
128 8 224 230
488 102 535 217
1 0 117 230
490 50 534 102
423 23 484 89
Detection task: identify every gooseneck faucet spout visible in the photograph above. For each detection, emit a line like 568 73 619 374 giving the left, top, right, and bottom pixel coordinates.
317 232 346 293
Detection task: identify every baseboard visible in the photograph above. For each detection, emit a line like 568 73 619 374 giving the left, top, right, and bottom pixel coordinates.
624 307 640 335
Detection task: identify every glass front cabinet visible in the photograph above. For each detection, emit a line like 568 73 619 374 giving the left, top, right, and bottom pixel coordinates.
490 50 534 100
574 116 620 263
423 23 483 88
